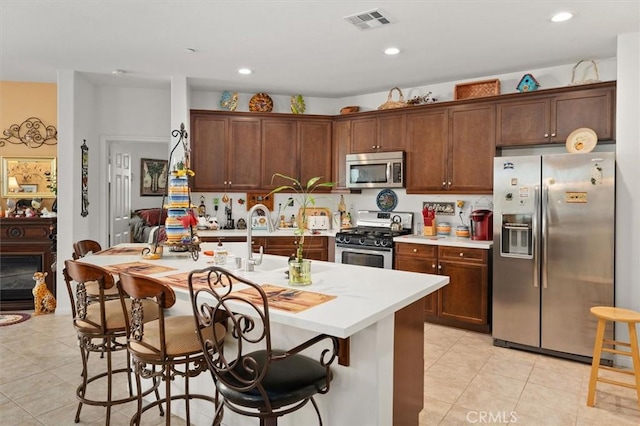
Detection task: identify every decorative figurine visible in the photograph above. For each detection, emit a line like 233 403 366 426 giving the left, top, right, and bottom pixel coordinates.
32 272 56 315
517 73 540 92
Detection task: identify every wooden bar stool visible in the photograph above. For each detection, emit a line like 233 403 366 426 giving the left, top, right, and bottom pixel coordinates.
587 306 640 408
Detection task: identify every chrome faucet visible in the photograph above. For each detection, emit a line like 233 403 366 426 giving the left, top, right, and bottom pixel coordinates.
246 204 275 271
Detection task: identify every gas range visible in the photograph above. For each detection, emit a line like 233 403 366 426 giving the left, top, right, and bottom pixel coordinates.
335 211 413 269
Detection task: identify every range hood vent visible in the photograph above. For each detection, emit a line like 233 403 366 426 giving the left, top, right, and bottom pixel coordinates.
344 9 394 31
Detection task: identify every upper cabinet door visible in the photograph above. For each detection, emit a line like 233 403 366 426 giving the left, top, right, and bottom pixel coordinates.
448 103 495 193
350 117 377 153
551 86 615 142
262 119 298 190
377 113 406 152
405 108 448 193
298 120 332 190
190 114 228 191
332 119 351 190
496 98 551 146
228 118 262 190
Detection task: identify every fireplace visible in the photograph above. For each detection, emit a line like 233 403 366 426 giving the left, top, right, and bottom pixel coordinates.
0 217 56 311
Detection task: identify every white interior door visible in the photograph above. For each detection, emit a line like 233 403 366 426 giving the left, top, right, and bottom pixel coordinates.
109 142 131 246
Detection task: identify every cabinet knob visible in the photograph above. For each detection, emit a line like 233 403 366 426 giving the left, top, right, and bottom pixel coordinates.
377 145 381 149
438 264 442 270
551 133 556 137
431 263 436 268
448 182 452 186
413 248 417 253
372 145 376 149
294 241 298 245
459 252 464 257
544 133 549 138
442 181 446 186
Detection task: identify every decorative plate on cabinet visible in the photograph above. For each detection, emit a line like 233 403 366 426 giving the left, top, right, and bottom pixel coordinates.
249 93 273 112
376 189 398 212
566 127 597 153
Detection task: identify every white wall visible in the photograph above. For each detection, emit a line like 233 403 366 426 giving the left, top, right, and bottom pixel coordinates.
614 33 640 365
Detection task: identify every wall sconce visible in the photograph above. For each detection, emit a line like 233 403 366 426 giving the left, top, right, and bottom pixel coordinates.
7 176 22 193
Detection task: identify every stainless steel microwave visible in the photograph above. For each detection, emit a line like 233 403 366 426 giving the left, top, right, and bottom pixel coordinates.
346 151 405 189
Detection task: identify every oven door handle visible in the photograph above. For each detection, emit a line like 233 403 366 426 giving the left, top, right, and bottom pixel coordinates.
335 245 393 253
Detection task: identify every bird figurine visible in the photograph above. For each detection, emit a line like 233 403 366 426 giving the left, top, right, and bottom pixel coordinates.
220 91 238 111
290 94 305 114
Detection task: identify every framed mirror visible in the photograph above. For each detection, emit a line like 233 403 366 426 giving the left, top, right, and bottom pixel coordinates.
1 156 57 198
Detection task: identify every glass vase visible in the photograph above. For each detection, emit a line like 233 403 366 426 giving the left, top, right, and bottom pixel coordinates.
288 259 312 286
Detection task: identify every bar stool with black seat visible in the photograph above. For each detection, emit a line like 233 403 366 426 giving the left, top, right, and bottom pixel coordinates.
188 266 339 426
117 271 225 425
63 260 161 424
587 306 640 408
72 240 119 301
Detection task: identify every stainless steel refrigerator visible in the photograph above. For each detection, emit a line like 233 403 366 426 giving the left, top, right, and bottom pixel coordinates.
492 152 615 362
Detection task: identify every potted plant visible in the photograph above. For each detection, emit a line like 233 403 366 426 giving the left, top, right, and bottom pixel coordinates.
268 173 334 285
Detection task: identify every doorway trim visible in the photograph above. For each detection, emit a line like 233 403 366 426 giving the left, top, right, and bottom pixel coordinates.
99 135 170 246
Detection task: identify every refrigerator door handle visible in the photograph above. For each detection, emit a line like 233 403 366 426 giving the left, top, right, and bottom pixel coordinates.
533 185 540 288
541 183 548 289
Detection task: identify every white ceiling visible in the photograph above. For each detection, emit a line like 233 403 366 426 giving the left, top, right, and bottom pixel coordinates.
1 1 638 97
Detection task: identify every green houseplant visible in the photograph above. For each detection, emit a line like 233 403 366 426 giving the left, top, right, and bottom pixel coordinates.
268 173 334 285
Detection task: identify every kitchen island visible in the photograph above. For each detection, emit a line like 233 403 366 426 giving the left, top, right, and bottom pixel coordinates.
79 242 449 425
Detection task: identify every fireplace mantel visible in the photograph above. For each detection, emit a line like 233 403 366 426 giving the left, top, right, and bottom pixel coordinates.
0 217 57 311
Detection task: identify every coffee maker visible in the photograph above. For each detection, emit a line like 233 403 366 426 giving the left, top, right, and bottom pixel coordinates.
470 209 493 241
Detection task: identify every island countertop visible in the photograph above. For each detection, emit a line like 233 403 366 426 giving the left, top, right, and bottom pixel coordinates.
80 242 448 339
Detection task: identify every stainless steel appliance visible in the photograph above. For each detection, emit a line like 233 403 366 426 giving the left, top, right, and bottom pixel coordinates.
346 151 405 189
335 210 413 269
493 152 615 362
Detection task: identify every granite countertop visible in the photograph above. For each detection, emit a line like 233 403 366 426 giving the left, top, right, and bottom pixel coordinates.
394 234 493 249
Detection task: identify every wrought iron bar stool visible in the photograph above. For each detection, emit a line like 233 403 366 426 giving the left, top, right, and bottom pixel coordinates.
587 306 640 408
72 240 119 301
188 266 339 426
118 271 225 425
63 260 161 424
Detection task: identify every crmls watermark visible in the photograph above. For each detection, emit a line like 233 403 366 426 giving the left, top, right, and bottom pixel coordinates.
466 411 517 423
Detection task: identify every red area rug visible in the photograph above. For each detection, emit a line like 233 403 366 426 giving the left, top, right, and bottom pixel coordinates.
0 313 31 327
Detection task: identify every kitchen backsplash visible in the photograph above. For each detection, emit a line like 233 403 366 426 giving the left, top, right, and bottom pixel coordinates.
192 189 492 233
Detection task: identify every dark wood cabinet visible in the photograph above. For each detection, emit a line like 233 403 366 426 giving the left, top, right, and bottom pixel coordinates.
394 242 491 333
190 114 227 192
228 117 262 190
496 82 615 146
0 218 57 311
394 243 438 317
298 119 332 190
405 103 494 193
191 111 332 193
350 113 406 153
199 234 328 261
332 119 351 190
192 82 615 195
447 103 495 192
262 119 297 190
437 246 489 331
263 235 328 261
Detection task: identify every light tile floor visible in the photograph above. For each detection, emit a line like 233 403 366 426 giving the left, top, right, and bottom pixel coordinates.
1 312 638 425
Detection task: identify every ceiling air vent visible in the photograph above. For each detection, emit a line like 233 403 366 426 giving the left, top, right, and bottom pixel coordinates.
344 9 394 31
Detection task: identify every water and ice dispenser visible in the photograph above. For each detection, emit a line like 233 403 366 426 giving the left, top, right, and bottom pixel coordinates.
500 214 533 258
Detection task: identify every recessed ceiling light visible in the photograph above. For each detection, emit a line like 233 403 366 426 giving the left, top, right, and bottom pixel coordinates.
551 11 574 22
384 47 400 55
112 69 126 76
238 68 252 75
